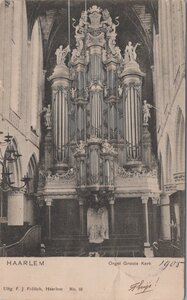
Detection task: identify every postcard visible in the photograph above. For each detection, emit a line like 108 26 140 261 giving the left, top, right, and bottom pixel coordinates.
0 0 185 299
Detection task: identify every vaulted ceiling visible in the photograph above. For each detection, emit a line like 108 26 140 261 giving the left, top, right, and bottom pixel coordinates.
26 0 158 69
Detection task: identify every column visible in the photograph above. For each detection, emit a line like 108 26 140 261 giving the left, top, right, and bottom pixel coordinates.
45 198 53 240
109 197 115 234
142 195 155 257
2 0 13 120
174 202 180 240
8 191 25 225
159 0 169 109
152 196 159 242
142 196 150 247
160 193 171 240
78 199 85 235
37 197 45 240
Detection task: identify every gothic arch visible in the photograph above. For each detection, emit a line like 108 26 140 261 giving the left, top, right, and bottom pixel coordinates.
4 138 22 187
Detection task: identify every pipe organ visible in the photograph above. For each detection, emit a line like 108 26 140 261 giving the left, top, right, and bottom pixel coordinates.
48 5 147 186
42 6 158 255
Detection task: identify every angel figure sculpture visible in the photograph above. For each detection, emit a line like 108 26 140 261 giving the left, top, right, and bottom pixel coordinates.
42 104 52 128
124 41 140 63
102 9 119 34
142 100 153 124
55 45 70 65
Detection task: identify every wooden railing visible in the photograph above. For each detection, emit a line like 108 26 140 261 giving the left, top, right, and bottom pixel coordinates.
0 225 41 257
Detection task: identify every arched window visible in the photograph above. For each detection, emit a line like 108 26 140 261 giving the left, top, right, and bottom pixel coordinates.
26 154 38 225
4 138 22 187
30 20 43 130
0 139 22 229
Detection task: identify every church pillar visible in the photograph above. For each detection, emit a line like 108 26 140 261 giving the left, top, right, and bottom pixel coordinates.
142 196 150 246
152 196 159 242
78 199 85 235
174 202 180 241
142 195 154 257
45 198 53 240
37 197 45 239
160 193 171 240
109 197 115 234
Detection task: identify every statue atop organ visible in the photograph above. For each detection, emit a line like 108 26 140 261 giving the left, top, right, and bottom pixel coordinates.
124 41 140 63
55 45 70 66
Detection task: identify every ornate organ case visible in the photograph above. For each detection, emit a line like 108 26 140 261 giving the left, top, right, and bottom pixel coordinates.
39 6 159 252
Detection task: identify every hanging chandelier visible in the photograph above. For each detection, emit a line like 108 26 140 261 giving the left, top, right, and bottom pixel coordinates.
0 132 31 192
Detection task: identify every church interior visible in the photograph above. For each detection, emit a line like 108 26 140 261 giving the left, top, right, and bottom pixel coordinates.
0 0 185 257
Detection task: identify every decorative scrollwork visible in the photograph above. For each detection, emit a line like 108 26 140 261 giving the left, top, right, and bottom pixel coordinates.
117 166 157 178
42 168 76 183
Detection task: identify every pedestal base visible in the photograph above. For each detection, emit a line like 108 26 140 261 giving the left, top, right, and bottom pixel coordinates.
144 243 154 257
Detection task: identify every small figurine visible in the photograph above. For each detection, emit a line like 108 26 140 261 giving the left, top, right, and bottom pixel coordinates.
118 85 123 97
142 100 153 124
71 87 77 99
42 104 52 128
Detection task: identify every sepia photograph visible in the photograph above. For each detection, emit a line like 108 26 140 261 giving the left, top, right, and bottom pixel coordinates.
0 0 185 299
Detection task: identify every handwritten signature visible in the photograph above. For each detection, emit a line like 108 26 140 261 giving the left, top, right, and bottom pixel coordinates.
129 280 153 295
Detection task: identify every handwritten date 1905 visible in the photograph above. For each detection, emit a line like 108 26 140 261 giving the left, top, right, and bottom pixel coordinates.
159 260 184 270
